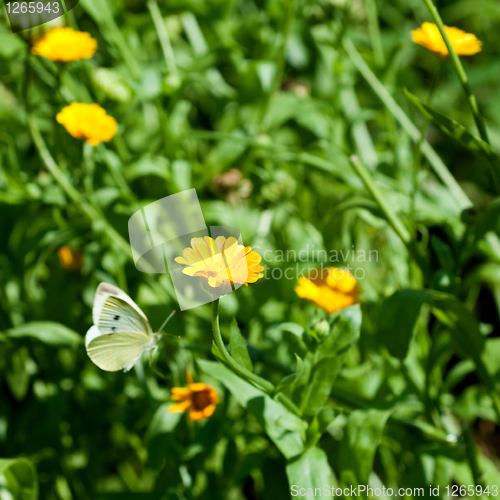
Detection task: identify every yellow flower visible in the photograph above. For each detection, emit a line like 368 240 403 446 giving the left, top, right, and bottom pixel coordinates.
175 236 264 294
411 22 482 57
169 373 219 421
31 27 97 62
56 103 117 146
57 246 82 272
295 267 361 314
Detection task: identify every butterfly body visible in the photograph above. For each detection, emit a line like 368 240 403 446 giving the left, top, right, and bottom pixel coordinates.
86 283 160 372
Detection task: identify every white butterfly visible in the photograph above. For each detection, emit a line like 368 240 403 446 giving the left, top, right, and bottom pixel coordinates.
86 283 170 372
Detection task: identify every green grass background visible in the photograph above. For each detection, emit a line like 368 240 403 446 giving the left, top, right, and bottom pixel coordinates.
2 0 500 498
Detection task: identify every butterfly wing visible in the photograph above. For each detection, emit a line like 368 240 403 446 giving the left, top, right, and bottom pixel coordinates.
86 330 150 372
98 296 151 336
93 283 152 335
85 325 101 347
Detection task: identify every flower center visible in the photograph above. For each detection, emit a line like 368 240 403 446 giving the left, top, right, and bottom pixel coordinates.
191 388 212 411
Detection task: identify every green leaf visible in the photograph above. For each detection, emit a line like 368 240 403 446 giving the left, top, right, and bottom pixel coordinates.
147 403 182 439
482 338 500 381
91 67 132 103
269 322 305 338
286 447 334 497
300 305 362 418
306 407 336 449
430 296 484 356
124 157 170 182
0 458 38 500
198 359 306 459
404 88 498 164
6 347 36 400
274 354 304 396
229 318 253 371
170 159 192 191
146 403 183 469
471 199 500 248
5 322 83 347
379 289 431 359
337 409 391 486
379 289 499 417
381 290 485 362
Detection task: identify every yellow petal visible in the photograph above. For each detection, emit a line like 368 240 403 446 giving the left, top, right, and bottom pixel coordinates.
169 400 192 413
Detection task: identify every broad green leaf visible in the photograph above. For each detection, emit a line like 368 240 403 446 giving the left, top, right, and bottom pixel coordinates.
404 88 498 164
229 318 253 371
286 446 334 498
274 354 304 396
0 458 38 500
198 359 306 459
378 289 431 359
5 322 82 347
337 409 391 486
300 305 361 418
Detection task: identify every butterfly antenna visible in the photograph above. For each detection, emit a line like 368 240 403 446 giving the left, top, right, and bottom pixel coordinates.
158 310 176 333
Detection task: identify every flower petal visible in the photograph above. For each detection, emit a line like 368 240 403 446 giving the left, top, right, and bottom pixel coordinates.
169 400 192 413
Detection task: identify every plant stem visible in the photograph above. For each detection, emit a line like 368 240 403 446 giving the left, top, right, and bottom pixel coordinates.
134 360 156 410
409 64 443 283
349 155 433 281
343 38 471 209
421 0 489 144
83 141 96 203
364 0 385 67
463 426 485 486
147 0 178 78
212 299 273 392
98 1 141 78
211 299 301 416
97 144 135 202
23 48 32 112
28 115 131 257
29 115 95 217
29 115 180 303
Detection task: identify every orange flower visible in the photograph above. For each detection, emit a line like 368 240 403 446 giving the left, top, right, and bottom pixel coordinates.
175 236 264 295
295 267 361 314
57 246 82 272
31 27 97 62
169 373 219 421
56 103 117 146
411 22 482 58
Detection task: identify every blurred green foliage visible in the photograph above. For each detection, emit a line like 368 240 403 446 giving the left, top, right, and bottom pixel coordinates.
2 0 500 498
